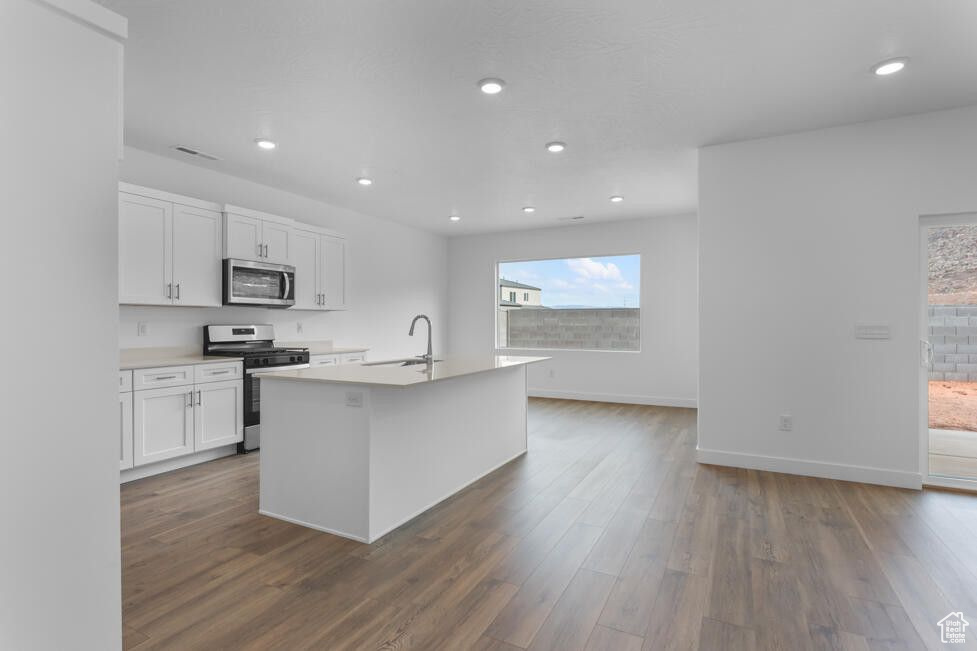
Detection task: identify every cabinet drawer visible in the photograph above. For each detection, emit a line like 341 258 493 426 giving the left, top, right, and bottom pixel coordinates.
119 370 133 393
133 365 194 390
341 353 365 364
310 355 338 367
194 361 242 384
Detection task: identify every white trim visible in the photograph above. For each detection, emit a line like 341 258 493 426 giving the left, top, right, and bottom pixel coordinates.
529 388 696 408
924 476 977 493
120 445 237 483
258 511 369 543
33 0 127 40
696 446 922 490
118 182 222 212
223 203 294 226
293 222 345 239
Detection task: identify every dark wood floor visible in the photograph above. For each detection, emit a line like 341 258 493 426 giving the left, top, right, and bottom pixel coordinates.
122 399 977 650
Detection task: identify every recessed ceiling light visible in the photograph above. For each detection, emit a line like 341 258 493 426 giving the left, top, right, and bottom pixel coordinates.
254 138 277 150
522 206 536 213
478 78 505 95
546 141 567 153
609 195 624 203
872 57 908 76
449 215 461 222
356 177 373 186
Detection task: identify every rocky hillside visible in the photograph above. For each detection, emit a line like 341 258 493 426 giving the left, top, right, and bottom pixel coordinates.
929 225 977 304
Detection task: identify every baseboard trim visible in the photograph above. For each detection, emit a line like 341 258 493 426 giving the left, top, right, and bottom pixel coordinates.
695 447 923 490
528 388 696 408
120 445 237 483
257 510 369 544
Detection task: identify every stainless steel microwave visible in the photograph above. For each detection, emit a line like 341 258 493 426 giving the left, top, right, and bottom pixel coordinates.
223 259 295 307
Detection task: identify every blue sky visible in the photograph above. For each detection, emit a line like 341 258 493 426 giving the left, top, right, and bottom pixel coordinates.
499 255 640 308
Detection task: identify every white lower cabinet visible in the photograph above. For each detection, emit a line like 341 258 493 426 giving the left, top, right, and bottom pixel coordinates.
130 369 244 469
133 385 195 466
119 392 134 470
194 379 243 452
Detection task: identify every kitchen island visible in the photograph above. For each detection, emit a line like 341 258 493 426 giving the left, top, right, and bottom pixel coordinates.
258 355 549 543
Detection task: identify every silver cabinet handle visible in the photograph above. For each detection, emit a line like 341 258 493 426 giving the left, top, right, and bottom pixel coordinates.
155 375 176 381
196 390 202 406
209 369 231 375
175 283 180 300
257 243 262 258
264 244 269 258
186 391 192 408
166 283 172 299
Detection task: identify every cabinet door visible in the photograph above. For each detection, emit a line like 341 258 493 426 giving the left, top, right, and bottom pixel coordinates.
194 379 243 451
133 385 194 466
119 193 172 305
291 229 320 310
119 392 133 470
261 219 292 264
319 234 347 310
224 212 262 261
172 204 222 306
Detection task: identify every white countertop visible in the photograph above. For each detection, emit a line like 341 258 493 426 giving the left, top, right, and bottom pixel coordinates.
260 355 549 387
276 340 370 355
119 347 239 370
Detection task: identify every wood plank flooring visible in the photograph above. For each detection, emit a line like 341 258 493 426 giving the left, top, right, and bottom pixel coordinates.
122 398 977 650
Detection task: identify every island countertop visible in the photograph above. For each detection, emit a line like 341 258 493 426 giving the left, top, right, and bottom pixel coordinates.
259 354 549 388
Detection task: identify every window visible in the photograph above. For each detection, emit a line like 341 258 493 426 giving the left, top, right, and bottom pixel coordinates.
497 255 640 351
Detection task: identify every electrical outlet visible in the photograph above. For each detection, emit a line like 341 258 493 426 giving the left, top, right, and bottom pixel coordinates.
296 322 304 335
345 391 364 408
137 322 149 337
779 415 793 431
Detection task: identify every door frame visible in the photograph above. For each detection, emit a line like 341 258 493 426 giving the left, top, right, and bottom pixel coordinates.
919 212 977 491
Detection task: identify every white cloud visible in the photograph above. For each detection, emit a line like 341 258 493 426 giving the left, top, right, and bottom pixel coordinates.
566 257 624 282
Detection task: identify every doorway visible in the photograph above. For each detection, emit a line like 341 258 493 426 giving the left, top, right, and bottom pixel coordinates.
921 214 977 488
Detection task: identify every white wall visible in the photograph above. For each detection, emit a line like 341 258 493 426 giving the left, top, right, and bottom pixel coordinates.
698 104 977 489
118 148 447 359
447 216 698 406
1 1 124 648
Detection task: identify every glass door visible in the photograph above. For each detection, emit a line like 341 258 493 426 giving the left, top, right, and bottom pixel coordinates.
924 217 977 484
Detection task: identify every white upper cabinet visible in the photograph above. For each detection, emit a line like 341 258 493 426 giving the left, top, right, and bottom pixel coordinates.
172 204 222 306
119 193 172 305
223 205 293 264
291 224 349 311
118 184 222 307
320 234 348 310
291 229 320 310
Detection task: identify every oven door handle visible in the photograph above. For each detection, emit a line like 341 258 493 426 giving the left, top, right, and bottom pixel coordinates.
246 363 309 375
283 271 290 301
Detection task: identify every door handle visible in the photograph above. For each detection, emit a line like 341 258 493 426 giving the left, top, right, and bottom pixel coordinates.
257 243 262 258
262 243 268 258
283 271 290 300
166 283 172 299
196 390 202 406
187 391 193 408
175 283 180 300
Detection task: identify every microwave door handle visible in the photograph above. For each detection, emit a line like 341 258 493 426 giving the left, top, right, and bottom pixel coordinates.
283 271 290 300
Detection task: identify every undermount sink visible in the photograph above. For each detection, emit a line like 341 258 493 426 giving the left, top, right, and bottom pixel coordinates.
362 358 442 367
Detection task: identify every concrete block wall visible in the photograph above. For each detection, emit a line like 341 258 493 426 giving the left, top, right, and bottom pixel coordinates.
505 308 640 351
928 305 977 381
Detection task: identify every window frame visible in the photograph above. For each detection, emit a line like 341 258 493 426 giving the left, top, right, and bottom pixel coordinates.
494 253 642 354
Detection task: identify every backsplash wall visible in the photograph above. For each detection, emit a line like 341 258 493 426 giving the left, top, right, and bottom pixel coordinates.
118 147 447 360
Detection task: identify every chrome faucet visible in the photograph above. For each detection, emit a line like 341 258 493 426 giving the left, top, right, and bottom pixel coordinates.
409 314 433 362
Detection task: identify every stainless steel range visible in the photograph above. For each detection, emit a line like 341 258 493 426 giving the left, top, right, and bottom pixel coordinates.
203 325 309 452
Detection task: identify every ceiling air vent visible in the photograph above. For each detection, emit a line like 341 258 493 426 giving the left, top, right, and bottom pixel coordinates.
172 145 221 161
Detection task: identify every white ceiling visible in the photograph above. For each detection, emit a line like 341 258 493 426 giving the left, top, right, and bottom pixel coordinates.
100 0 977 235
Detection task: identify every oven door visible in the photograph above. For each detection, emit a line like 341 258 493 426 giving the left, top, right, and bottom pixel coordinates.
240 363 309 453
223 259 296 307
